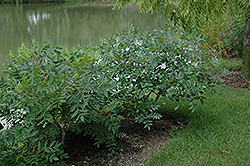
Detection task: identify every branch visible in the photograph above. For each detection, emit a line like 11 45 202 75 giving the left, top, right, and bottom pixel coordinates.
52 113 66 145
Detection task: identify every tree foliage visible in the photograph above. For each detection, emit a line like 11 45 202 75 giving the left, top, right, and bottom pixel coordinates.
115 0 247 29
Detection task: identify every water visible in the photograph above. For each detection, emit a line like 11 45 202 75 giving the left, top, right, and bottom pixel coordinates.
0 3 162 69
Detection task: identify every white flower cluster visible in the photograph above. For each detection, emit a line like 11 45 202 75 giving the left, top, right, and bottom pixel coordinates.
0 109 26 130
135 39 143 46
157 62 166 69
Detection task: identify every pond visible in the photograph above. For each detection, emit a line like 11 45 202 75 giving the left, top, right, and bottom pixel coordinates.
0 2 162 69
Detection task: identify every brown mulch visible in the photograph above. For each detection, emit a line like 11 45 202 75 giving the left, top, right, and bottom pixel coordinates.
61 69 249 166
219 71 250 91
63 114 187 166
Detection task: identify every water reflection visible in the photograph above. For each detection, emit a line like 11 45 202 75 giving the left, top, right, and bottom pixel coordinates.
0 3 161 69
27 12 52 25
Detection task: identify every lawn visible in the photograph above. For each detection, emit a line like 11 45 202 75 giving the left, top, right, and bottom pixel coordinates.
146 85 250 165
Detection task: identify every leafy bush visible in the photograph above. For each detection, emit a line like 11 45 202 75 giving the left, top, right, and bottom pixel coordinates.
97 27 212 111
0 42 122 164
0 26 212 165
0 123 67 165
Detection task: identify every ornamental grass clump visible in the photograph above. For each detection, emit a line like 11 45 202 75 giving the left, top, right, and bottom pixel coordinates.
0 27 212 165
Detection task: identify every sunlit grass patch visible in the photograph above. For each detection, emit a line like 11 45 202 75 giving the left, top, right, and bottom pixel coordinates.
219 58 242 71
146 86 250 165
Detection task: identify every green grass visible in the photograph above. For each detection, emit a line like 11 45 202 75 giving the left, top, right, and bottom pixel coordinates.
219 58 242 71
146 86 250 165
207 57 242 72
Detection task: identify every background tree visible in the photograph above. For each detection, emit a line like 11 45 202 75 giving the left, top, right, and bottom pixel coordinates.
114 0 250 78
243 6 250 78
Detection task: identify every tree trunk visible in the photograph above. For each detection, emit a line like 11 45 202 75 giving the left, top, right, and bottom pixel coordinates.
242 6 250 78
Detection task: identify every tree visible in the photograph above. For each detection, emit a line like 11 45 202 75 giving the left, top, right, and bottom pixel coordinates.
243 6 250 78
114 0 250 78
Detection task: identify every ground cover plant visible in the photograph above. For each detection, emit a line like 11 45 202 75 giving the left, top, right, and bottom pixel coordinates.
0 27 212 165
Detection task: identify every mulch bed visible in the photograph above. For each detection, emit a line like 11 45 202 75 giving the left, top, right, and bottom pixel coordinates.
219 71 250 91
63 115 187 166
62 70 250 166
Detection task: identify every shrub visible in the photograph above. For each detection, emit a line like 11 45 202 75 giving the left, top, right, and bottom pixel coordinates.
0 42 122 164
97 26 212 112
0 26 212 165
0 123 67 165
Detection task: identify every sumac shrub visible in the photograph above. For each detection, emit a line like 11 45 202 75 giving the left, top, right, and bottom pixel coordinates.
0 123 67 165
97 26 212 114
0 42 123 164
0 27 212 165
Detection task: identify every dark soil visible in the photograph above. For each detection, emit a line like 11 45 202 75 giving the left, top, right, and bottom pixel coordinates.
219 71 250 91
62 69 249 166
62 114 187 166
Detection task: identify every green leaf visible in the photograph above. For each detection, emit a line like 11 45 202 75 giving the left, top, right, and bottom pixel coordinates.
16 154 22 162
80 115 85 123
53 156 59 161
71 110 78 118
